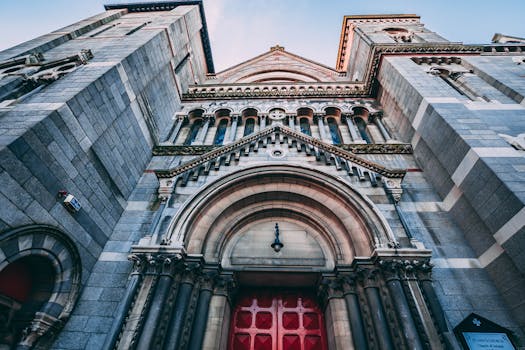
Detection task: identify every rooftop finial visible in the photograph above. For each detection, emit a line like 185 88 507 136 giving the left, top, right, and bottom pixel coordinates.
270 44 285 52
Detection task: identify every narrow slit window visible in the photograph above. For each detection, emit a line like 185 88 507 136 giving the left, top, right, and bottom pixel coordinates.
244 118 255 136
214 119 228 145
355 118 371 144
299 118 311 136
327 118 342 144
184 119 202 145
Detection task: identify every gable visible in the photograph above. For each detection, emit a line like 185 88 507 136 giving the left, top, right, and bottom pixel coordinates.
209 45 345 84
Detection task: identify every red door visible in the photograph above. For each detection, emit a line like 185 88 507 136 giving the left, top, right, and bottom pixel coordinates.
228 290 328 350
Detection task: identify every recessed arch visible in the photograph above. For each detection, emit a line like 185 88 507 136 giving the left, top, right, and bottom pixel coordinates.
165 165 395 267
233 69 321 83
0 225 81 348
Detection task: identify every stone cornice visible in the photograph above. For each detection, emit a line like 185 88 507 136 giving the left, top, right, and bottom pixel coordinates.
153 142 412 156
182 81 367 100
363 43 483 94
154 124 406 179
183 43 485 100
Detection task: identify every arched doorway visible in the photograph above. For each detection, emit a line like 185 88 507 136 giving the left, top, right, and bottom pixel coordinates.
121 165 449 350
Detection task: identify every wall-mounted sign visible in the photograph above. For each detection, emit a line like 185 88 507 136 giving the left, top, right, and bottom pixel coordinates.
463 332 515 350
454 313 517 350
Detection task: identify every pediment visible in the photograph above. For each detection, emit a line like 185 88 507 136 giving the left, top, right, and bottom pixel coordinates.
155 125 406 194
208 45 345 84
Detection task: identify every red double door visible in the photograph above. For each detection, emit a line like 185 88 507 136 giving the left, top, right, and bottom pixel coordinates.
228 290 328 350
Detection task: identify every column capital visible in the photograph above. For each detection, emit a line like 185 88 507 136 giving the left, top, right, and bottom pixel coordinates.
176 261 203 284
357 267 381 288
318 276 344 305
213 273 237 299
370 111 384 120
198 270 219 292
379 259 404 282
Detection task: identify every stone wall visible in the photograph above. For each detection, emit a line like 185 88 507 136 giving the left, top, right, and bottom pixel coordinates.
378 55 525 336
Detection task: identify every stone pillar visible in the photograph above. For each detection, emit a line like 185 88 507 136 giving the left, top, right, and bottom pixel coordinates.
342 274 368 350
229 115 239 142
372 112 393 142
315 114 328 142
361 269 395 350
163 262 201 350
259 114 267 129
417 262 462 350
380 261 424 350
135 254 181 349
168 115 186 143
287 114 295 129
319 277 353 350
196 115 214 144
201 274 236 350
187 271 216 350
344 115 366 143
101 254 146 350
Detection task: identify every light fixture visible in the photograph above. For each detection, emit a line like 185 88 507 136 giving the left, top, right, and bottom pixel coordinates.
271 223 284 252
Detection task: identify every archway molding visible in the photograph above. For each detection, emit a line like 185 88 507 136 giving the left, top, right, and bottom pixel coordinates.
166 164 395 266
0 225 82 348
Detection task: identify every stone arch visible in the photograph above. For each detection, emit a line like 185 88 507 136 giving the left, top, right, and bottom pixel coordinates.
166 164 395 266
0 225 81 349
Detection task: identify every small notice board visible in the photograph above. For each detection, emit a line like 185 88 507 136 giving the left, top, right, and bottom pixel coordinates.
454 313 517 350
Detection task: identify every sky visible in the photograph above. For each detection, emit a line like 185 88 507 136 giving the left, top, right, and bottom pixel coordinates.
1 0 524 72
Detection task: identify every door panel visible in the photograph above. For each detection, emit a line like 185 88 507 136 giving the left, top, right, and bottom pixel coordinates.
229 290 327 350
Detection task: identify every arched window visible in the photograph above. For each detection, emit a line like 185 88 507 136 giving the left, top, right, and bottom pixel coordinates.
214 119 228 145
327 117 342 144
244 118 255 136
184 119 202 145
299 118 311 136
355 117 371 144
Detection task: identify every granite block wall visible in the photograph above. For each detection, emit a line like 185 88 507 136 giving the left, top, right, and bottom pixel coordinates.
378 55 525 336
0 7 209 348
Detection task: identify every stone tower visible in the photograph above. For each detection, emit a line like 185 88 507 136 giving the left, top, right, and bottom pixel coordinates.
0 2 524 350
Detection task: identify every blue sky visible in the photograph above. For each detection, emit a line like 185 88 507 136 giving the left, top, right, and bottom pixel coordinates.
1 0 524 71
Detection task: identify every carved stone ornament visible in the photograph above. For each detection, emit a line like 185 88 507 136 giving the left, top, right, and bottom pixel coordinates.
158 178 175 200
18 313 62 348
268 108 286 121
383 178 403 203
499 133 525 151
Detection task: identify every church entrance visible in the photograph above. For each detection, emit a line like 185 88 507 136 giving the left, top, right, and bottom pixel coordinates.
228 289 328 350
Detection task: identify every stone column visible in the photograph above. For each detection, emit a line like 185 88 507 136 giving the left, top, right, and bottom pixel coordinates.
380 260 424 350
319 277 353 350
201 274 237 350
344 114 365 143
417 262 462 350
168 115 186 143
135 254 181 349
342 274 368 350
187 271 217 350
287 114 295 130
315 114 328 141
229 115 239 142
162 262 201 350
361 268 395 350
196 115 214 144
372 112 393 142
101 254 146 350
259 114 267 129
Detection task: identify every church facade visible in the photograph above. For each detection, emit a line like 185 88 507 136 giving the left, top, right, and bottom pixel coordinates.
0 2 524 349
